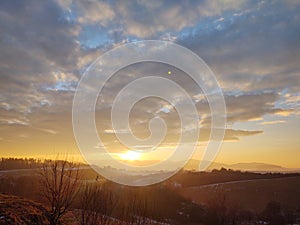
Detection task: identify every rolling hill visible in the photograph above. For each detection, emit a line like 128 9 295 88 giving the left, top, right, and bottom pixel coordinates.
0 194 49 225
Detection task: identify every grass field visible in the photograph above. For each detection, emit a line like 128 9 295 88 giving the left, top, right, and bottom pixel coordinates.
0 194 49 225
178 176 300 212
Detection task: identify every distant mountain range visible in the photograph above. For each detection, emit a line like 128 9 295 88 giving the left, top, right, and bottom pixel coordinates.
185 159 300 173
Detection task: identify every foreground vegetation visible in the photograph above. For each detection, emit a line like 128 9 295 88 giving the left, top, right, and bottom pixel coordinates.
0 158 299 225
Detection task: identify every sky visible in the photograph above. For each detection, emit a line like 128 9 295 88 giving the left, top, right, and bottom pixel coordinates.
0 0 300 168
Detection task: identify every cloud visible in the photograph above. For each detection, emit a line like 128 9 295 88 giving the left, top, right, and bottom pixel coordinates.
0 118 29 126
260 120 286 125
225 92 292 123
113 0 248 38
76 1 115 26
176 0 300 94
86 61 295 148
224 129 263 141
284 94 300 108
58 0 249 41
33 127 57 135
0 0 81 116
0 0 299 154
96 127 263 150
103 129 129 134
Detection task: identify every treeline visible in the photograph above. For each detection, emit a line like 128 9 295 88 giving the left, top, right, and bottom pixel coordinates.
0 157 44 170
0 157 87 171
170 167 300 187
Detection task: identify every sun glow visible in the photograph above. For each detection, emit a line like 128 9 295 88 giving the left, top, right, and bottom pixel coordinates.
119 150 141 161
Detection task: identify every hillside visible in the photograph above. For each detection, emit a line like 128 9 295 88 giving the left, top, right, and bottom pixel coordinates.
0 159 300 224
185 159 300 172
0 194 49 225
178 176 300 212
169 168 299 187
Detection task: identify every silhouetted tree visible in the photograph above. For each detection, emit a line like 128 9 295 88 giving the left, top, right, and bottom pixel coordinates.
204 189 241 225
78 182 117 225
39 160 81 225
0 157 43 170
119 189 156 225
261 201 285 225
204 190 227 225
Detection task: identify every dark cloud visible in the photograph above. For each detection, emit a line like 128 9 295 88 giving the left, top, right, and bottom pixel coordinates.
225 92 291 123
0 0 80 117
177 0 300 93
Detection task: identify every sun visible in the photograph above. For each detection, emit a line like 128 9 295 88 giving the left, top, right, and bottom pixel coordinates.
119 150 141 161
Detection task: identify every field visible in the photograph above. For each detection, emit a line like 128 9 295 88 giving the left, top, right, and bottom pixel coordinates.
0 194 49 225
178 176 300 212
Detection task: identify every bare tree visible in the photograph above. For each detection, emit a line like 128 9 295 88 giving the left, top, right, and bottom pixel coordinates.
120 191 155 225
39 160 81 225
205 189 228 225
204 189 242 225
261 201 285 225
78 182 117 225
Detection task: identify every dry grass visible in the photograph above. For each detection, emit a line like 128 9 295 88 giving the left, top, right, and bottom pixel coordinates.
0 193 49 225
